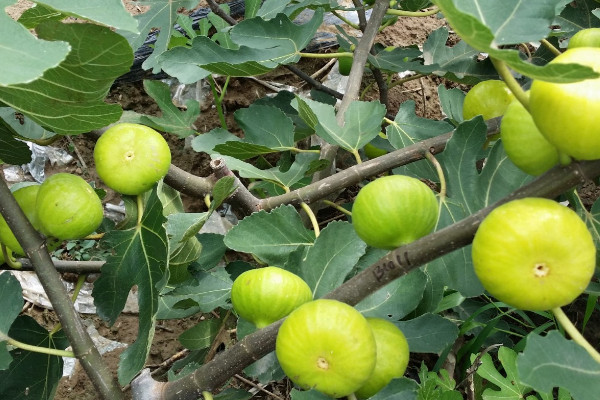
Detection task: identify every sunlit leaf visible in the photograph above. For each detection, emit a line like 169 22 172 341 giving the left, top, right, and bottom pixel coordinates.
0 0 69 86
297 221 366 298
159 10 323 77
475 347 534 399
518 331 600 399
17 3 65 29
448 0 560 45
119 0 198 72
140 80 200 138
433 0 599 82
368 47 437 74
38 0 138 31
224 205 315 266
422 27 497 84
235 104 296 150
0 21 132 134
214 153 319 188
158 268 233 319
293 97 387 152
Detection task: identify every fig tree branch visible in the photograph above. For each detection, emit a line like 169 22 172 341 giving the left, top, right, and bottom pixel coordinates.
0 178 124 400
132 158 600 400
163 164 216 198
259 118 501 210
159 117 501 214
2 259 105 273
312 0 390 183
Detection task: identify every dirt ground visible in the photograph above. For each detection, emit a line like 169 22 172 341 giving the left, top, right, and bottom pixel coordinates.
4 2 600 400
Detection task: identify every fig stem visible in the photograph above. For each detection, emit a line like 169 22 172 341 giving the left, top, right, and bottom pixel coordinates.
425 151 446 200
540 39 561 57
201 391 214 400
322 200 352 217
1 243 21 269
207 75 228 130
386 6 439 17
299 52 354 59
136 194 144 226
300 202 321 238
347 393 358 400
490 58 529 110
551 307 600 363
558 151 572 166
50 274 88 336
6 336 75 358
353 149 364 165
331 10 359 30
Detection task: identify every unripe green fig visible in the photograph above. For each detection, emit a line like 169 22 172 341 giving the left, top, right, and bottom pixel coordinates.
472 198 596 311
355 318 410 399
36 173 104 240
568 28 600 49
94 123 171 195
231 266 312 328
500 96 559 176
276 299 376 398
463 80 515 121
529 47 600 160
352 175 439 249
0 184 40 256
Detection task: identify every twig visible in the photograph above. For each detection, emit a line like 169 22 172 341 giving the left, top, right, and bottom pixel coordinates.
284 65 344 100
66 135 88 171
310 58 337 80
206 0 237 25
233 374 285 400
163 164 216 198
4 259 105 273
351 0 367 30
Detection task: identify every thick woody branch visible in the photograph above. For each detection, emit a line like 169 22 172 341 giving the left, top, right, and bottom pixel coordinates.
164 164 215 198
211 158 261 215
